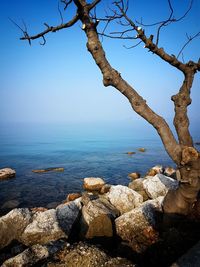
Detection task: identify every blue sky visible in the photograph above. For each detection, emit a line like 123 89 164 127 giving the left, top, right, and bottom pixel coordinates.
0 0 199 136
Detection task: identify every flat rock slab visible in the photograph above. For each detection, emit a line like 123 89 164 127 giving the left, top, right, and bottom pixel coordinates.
0 168 16 180
32 167 64 173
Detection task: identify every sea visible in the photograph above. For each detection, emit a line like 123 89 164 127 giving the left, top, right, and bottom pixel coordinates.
0 121 178 215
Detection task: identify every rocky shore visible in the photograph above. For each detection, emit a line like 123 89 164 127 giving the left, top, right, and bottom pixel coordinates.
0 165 200 266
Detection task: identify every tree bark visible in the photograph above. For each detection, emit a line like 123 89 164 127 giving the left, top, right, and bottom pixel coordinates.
163 157 200 215
172 72 194 146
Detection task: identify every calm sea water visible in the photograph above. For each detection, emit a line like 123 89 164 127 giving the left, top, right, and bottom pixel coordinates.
0 122 175 215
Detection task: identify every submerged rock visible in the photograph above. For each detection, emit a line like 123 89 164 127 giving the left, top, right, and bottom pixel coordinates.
107 185 143 214
126 152 136 155
0 168 16 180
83 177 105 192
115 197 163 253
143 174 178 199
32 167 64 173
1 200 20 209
138 148 146 152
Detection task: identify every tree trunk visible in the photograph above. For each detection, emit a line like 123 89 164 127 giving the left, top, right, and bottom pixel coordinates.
75 0 200 217
163 156 200 216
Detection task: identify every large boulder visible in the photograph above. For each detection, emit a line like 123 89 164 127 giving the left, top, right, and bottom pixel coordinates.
115 197 163 253
0 168 16 180
106 185 143 214
80 194 119 238
20 209 67 246
0 208 32 250
83 177 105 192
143 174 178 199
20 200 81 246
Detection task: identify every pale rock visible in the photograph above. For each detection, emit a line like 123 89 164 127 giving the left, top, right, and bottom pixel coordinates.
152 165 163 173
106 185 143 214
20 200 81 246
143 174 178 199
83 177 105 191
0 208 32 249
81 197 119 238
115 197 163 253
0 168 16 180
20 209 67 245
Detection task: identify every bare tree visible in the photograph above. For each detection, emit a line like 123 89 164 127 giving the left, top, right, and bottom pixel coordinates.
17 0 200 216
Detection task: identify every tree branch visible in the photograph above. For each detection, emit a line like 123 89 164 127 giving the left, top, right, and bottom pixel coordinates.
177 31 200 59
20 13 79 43
74 0 182 164
113 1 189 74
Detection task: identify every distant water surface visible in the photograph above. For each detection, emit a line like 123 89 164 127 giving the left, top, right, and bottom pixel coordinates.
0 122 175 215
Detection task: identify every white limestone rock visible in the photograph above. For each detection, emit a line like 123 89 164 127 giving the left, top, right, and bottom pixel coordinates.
106 185 143 214
143 173 178 199
21 200 81 246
